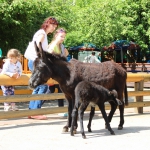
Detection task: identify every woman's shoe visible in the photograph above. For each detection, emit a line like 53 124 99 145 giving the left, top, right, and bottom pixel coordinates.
28 115 47 120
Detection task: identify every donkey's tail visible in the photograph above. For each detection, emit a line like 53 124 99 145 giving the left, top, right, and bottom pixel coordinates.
124 82 128 106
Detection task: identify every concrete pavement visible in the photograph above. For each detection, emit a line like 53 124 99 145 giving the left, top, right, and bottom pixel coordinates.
0 88 150 150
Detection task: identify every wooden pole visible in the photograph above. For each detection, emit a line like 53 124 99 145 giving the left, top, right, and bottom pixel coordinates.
134 80 144 113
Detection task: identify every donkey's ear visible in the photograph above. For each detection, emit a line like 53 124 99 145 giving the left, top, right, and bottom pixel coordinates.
34 41 42 58
39 42 46 59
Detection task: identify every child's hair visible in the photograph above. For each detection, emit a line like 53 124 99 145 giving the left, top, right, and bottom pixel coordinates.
55 28 67 34
7 49 21 61
53 28 67 40
92 52 95 55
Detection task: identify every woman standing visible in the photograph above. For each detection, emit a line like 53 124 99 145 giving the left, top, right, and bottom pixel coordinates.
24 17 58 120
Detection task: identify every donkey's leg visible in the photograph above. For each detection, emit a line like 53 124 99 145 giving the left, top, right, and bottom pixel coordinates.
118 102 125 130
116 92 124 130
87 106 95 132
63 100 73 132
79 103 89 139
106 101 117 129
98 103 115 135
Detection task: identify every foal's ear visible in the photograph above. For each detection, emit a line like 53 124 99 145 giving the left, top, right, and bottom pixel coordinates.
34 41 42 58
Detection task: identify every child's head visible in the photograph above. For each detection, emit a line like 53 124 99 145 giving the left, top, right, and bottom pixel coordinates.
53 28 67 44
92 52 95 56
7 49 21 64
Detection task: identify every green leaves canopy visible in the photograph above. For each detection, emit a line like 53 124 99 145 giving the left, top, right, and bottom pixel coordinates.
0 0 150 57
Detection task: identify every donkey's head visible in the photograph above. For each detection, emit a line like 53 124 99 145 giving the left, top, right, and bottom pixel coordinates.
29 42 52 89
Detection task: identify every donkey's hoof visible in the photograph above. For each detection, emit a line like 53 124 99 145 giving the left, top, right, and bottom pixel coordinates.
73 129 77 134
71 133 74 136
105 125 108 129
62 127 68 132
82 135 86 139
88 128 92 132
111 131 115 135
118 126 123 130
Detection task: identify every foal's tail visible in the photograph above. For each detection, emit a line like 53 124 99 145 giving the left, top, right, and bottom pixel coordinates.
124 82 128 106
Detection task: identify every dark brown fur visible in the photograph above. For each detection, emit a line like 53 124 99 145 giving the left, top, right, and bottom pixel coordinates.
71 81 122 138
29 43 128 132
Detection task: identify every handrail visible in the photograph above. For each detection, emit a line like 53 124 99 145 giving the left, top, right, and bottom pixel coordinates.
0 73 150 85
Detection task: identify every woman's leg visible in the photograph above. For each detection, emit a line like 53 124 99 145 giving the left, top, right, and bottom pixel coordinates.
29 85 48 109
28 60 45 109
28 60 48 119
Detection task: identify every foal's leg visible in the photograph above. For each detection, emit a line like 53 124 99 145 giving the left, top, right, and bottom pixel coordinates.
79 103 89 139
98 103 115 135
70 107 78 136
106 101 117 129
87 106 95 132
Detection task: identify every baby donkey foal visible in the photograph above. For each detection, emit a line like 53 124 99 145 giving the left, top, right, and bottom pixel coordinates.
71 81 122 139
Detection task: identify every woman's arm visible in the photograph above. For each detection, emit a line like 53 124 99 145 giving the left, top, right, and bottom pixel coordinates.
36 34 45 50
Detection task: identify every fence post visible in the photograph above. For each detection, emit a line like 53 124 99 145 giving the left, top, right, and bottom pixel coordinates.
134 80 144 113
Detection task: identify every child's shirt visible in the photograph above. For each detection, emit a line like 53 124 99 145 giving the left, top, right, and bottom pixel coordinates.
1 60 22 77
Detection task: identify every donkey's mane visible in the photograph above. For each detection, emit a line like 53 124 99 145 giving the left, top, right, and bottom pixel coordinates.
45 52 67 62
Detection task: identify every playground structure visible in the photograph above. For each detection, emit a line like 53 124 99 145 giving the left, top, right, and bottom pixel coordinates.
102 40 140 63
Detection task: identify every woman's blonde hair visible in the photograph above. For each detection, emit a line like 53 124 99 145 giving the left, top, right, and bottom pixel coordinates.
7 49 21 61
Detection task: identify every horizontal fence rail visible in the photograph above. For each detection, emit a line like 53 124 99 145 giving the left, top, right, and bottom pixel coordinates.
1 73 150 85
0 73 150 119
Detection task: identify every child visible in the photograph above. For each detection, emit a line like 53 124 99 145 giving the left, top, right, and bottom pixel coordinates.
83 52 101 63
1 49 22 111
47 28 69 57
47 28 68 112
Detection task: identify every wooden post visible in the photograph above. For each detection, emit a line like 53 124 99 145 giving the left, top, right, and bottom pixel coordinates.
134 80 144 113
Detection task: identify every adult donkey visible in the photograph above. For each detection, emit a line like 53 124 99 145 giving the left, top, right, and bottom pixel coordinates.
29 43 128 132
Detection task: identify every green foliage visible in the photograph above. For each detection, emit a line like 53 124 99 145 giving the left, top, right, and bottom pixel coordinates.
0 0 54 55
0 0 150 60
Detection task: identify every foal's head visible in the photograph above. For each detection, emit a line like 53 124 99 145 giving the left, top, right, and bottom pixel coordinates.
29 42 51 89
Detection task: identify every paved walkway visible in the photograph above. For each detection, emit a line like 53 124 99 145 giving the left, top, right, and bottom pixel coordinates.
0 88 150 150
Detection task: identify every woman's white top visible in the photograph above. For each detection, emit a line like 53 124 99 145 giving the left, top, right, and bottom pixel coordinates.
83 55 101 63
24 29 48 61
32 29 48 51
